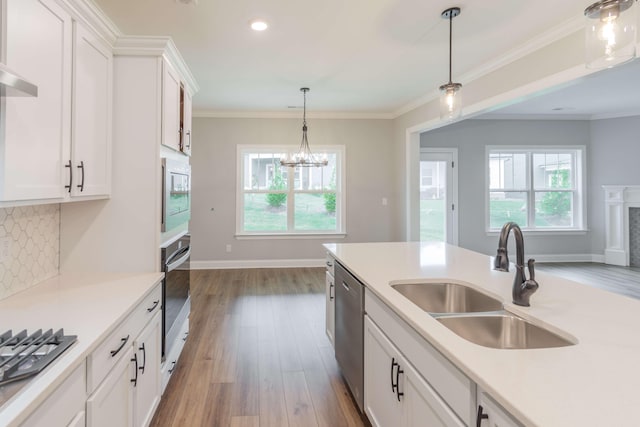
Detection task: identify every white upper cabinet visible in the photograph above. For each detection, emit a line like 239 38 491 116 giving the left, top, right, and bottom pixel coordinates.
181 89 193 156
1 0 72 202
162 60 181 152
0 0 113 206
71 21 112 198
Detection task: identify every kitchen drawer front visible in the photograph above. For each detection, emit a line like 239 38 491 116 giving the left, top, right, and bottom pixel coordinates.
365 290 472 425
325 253 335 276
87 284 162 392
22 361 86 427
161 314 189 393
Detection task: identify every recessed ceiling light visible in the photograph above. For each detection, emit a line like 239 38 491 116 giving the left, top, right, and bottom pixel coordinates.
250 20 268 31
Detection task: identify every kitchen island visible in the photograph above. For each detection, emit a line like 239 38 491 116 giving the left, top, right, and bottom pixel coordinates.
326 241 640 426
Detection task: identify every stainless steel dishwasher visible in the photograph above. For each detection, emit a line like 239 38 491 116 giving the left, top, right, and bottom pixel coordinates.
334 261 365 412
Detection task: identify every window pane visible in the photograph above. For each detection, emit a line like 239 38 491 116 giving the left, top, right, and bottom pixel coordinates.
489 192 528 229
294 193 336 231
535 191 573 227
243 153 286 190
293 153 337 191
243 193 287 231
489 153 527 190
533 153 573 190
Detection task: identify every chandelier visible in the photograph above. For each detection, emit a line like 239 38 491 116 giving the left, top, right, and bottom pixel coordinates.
280 88 328 168
439 7 463 120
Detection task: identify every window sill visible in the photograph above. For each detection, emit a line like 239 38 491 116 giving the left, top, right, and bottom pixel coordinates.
235 233 347 240
485 229 588 237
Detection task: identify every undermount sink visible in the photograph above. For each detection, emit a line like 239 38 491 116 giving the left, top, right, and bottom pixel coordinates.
436 313 576 349
392 282 503 314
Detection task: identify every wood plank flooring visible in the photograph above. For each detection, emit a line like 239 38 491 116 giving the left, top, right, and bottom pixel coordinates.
151 268 369 427
536 262 640 299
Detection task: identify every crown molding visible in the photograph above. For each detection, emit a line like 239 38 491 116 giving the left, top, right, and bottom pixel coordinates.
60 0 122 45
392 15 585 119
113 36 200 94
193 110 394 120
591 110 640 121
474 113 592 121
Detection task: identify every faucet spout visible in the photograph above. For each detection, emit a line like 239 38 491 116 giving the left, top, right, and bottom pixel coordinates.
494 222 539 307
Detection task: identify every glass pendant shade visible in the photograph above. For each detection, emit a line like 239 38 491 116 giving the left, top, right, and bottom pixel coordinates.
439 82 462 120
585 0 637 69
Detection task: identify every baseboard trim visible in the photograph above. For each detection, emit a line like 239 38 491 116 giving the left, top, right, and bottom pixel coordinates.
190 259 325 269
530 253 605 263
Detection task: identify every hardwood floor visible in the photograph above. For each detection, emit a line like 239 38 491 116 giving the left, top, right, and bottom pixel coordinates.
536 262 640 299
150 268 369 427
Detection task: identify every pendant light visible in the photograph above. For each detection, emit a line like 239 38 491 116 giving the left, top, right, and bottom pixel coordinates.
439 7 462 120
280 88 328 168
584 0 637 69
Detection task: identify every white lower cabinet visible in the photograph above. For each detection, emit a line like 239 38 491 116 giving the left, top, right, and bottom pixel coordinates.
325 270 335 347
87 284 162 427
365 316 465 427
87 346 135 427
476 389 522 427
22 362 86 427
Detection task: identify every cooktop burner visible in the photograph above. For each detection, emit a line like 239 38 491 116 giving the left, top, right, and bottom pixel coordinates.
0 329 77 408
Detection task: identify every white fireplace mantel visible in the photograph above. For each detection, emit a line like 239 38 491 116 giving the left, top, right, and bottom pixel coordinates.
603 185 640 266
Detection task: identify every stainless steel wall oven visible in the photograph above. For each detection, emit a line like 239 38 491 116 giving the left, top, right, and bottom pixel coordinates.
160 234 191 360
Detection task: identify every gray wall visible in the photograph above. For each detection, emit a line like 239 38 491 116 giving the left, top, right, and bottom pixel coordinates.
421 119 593 257
589 116 640 254
190 117 395 263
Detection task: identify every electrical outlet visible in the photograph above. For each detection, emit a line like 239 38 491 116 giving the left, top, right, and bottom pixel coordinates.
0 237 11 263
226 244 232 253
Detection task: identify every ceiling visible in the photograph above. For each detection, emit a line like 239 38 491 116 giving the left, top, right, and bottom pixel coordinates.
93 0 616 116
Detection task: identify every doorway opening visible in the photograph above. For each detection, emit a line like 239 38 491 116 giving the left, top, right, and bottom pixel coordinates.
419 148 458 244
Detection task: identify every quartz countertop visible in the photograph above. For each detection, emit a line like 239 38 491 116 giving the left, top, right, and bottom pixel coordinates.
325 242 640 427
0 272 164 427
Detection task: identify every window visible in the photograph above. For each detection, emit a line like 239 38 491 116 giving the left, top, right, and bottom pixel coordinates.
487 147 584 231
237 145 345 236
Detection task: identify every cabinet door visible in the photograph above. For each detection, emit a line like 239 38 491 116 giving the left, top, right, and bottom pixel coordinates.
181 90 192 156
162 61 181 152
87 347 135 427
71 21 112 197
325 271 335 347
134 312 162 427
477 390 522 427
364 316 403 427
2 0 72 201
402 360 465 427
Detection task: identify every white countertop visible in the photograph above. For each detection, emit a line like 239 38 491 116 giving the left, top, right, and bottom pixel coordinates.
0 271 164 427
326 242 640 427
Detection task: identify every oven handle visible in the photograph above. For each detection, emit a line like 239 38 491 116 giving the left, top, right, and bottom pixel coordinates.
166 247 191 272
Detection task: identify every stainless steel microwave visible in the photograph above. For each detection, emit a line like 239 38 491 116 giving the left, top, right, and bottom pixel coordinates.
162 158 191 232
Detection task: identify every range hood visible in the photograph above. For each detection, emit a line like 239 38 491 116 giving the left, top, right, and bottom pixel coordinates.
0 63 37 97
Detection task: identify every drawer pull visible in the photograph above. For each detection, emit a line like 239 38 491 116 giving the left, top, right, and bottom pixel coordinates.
147 300 160 312
110 335 130 357
329 283 334 301
168 361 177 374
182 331 189 341
326 261 333 267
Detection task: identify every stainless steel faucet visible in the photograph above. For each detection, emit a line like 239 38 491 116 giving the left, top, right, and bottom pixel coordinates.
494 222 539 307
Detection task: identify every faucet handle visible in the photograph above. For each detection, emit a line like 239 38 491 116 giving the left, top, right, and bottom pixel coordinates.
526 258 536 281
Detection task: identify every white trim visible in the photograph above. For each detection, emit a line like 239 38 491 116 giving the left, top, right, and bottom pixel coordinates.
529 254 605 263
191 258 325 269
193 110 394 120
61 0 121 45
236 233 346 240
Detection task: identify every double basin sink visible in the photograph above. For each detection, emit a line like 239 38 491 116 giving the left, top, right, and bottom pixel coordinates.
392 282 575 349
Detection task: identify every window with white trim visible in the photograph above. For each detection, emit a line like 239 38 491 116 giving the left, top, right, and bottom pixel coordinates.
487 147 584 231
237 145 345 235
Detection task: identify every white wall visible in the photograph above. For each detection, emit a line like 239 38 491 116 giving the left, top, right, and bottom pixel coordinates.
420 119 593 258
589 116 640 254
190 117 396 266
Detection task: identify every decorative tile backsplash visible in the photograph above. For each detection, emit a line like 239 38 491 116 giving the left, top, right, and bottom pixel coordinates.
0 205 59 300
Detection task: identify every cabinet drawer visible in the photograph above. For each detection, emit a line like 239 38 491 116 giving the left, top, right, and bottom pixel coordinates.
325 253 335 276
161 315 189 393
87 284 161 392
366 290 472 425
22 361 86 427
